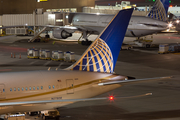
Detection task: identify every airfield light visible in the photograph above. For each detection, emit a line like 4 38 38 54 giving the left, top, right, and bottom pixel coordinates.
132 4 137 7
96 12 100 15
176 20 180 24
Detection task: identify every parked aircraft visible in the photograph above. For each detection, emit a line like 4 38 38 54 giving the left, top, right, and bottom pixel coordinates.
52 0 170 45
0 8 170 115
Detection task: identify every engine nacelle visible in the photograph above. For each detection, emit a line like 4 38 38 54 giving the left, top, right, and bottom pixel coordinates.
53 28 72 39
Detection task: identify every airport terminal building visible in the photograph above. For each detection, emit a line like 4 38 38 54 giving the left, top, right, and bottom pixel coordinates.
0 0 95 14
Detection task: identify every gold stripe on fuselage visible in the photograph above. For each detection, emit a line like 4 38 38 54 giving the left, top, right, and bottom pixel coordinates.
0 74 119 102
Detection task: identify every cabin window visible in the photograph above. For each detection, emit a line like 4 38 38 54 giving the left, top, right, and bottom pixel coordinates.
10 88 12 92
14 88 16 91
29 87 31 90
18 88 20 91
33 87 35 90
25 87 28 91
22 87 24 91
49 85 51 89
53 85 55 89
3 89 5 92
41 86 43 90
37 86 39 90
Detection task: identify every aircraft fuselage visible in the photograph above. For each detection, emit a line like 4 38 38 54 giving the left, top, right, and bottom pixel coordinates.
72 14 168 37
0 70 125 114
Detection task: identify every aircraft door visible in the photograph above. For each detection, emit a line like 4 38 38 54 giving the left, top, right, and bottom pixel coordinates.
0 84 5 99
66 79 74 94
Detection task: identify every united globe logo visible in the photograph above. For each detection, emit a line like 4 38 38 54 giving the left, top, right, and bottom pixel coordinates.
147 0 167 21
71 38 114 73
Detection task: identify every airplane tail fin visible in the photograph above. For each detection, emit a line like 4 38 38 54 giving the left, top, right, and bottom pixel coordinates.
67 9 133 73
147 0 169 21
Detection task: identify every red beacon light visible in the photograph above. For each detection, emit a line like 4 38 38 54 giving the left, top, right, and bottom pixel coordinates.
109 96 114 100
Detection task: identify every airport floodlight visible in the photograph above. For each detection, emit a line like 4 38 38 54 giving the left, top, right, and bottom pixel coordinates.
176 20 180 24
168 23 173 28
48 14 55 19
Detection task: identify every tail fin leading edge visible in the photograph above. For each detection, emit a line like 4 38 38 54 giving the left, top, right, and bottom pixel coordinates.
147 0 169 21
69 9 133 73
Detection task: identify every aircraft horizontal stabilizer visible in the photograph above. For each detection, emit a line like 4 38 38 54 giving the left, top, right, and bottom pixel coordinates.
98 76 172 86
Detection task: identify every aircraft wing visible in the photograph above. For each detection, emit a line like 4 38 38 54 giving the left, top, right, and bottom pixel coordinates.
0 25 96 35
0 93 152 107
0 25 78 31
98 76 172 86
40 25 77 29
39 25 92 32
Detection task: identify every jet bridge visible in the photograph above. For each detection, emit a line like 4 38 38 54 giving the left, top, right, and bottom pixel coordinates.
0 11 71 42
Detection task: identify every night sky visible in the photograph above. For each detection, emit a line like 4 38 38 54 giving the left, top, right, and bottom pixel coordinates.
95 0 180 6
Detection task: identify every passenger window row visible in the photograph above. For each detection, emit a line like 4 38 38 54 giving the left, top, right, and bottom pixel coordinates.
9 85 55 92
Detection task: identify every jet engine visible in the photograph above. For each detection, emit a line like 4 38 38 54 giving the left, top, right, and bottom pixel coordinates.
53 28 72 39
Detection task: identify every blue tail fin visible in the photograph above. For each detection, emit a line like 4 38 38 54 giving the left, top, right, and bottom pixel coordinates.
162 0 170 15
147 0 169 21
68 9 133 73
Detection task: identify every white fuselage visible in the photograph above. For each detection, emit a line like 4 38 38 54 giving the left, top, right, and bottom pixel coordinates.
0 70 126 114
72 14 168 37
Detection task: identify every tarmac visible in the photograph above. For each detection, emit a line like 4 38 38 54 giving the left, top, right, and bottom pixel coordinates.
0 33 180 120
